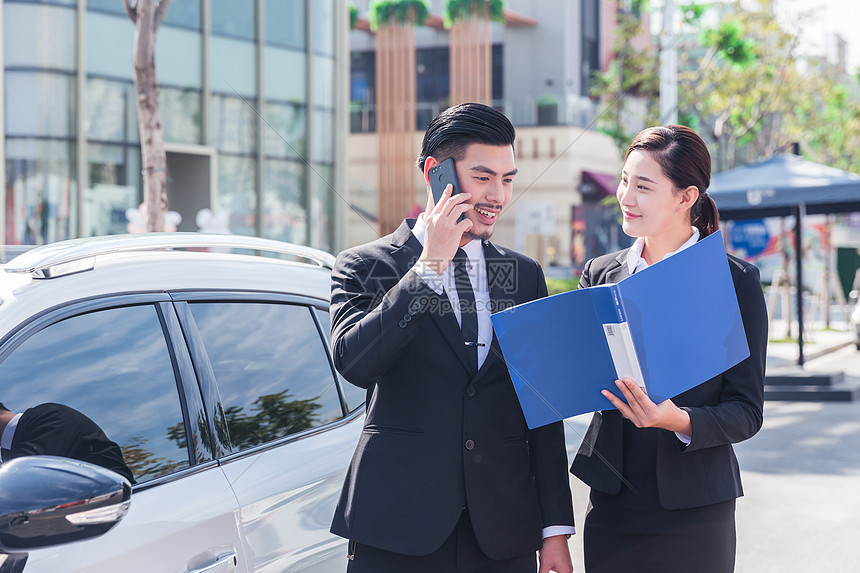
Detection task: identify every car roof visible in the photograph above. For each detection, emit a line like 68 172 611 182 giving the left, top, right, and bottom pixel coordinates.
0 234 334 329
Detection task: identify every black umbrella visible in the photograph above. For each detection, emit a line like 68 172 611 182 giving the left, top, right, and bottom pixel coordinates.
710 153 860 365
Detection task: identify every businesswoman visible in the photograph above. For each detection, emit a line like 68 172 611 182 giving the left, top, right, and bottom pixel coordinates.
570 125 767 573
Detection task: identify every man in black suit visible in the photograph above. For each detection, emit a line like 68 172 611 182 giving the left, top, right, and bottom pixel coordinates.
0 402 134 483
329 103 574 573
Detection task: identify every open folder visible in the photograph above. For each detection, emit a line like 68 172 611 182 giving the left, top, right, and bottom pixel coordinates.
491 231 750 429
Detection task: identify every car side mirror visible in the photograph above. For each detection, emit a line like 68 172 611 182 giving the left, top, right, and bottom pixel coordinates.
0 456 131 551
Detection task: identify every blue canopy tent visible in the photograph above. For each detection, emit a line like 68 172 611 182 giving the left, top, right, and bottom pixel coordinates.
709 153 860 365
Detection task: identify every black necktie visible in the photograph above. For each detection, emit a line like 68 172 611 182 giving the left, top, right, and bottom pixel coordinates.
453 248 479 374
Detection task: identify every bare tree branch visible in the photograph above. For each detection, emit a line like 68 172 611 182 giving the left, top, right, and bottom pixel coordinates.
122 0 138 24
153 0 173 34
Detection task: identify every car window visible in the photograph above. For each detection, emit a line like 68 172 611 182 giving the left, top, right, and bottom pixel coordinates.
0 305 190 484
188 302 343 451
313 306 365 412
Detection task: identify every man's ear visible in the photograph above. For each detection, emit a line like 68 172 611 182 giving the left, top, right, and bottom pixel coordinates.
677 185 699 213
423 156 439 186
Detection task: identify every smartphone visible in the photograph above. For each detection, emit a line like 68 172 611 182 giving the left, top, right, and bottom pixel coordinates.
429 157 461 205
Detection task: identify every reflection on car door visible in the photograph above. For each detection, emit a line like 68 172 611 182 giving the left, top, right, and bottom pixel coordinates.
0 298 249 573
181 298 360 572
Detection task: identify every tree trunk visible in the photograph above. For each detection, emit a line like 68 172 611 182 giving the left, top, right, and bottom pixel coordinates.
126 0 172 232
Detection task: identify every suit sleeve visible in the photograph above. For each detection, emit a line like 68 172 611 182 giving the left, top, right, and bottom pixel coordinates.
330 249 437 388
11 407 77 458
578 256 597 289
526 260 576 528
13 404 135 483
683 263 767 452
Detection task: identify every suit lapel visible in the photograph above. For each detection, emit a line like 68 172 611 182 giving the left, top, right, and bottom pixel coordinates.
389 220 473 375
602 249 631 284
477 241 515 378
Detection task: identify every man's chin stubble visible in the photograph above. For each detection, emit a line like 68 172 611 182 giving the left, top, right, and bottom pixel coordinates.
464 225 493 242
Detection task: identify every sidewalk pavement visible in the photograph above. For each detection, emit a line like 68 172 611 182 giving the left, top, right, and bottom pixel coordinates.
765 318 856 371
562 321 860 572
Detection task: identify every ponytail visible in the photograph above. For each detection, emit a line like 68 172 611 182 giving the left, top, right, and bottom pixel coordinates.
691 192 720 237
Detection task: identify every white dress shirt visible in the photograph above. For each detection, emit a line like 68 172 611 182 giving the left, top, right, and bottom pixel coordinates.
410 216 493 369
0 412 22 463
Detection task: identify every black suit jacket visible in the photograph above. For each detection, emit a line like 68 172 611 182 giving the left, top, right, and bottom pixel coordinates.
570 247 767 510
9 402 135 483
329 219 574 558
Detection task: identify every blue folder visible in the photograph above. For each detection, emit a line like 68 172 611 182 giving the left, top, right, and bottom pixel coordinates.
491 231 750 429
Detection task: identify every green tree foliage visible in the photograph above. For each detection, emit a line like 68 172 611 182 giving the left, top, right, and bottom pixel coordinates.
589 1 660 150
591 0 860 174
444 0 505 26
677 0 813 170
222 390 322 449
787 74 860 173
350 2 359 30
121 435 186 482
369 0 430 29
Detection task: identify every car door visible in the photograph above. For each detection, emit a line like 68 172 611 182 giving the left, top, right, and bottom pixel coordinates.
0 296 248 573
174 293 362 573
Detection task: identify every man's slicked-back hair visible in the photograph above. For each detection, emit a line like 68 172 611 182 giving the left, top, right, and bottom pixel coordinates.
417 102 516 171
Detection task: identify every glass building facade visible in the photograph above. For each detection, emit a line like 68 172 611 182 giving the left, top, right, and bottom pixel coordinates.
2 0 341 252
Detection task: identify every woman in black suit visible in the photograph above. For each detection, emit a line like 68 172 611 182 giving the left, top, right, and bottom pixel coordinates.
570 125 767 573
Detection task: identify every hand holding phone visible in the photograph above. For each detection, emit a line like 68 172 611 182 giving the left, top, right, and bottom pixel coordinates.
420 157 472 272
429 158 465 222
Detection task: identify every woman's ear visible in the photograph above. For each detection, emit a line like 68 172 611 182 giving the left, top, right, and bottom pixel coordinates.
677 185 700 213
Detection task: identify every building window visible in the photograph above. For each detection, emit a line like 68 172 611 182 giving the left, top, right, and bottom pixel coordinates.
264 101 306 160
262 158 306 245
211 0 256 40
265 0 304 49
5 139 77 245
160 87 202 145
86 77 138 143
4 3 76 71
215 155 256 236
85 143 139 236
209 95 257 154
6 72 75 138
162 0 201 30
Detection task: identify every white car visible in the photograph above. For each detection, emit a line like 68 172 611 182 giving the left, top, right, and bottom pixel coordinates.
0 234 364 573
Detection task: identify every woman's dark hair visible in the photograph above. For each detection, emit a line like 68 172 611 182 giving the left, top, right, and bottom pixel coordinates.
417 102 516 171
626 125 720 237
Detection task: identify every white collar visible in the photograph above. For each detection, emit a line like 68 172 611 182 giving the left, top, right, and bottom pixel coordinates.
626 227 700 275
1 412 22 450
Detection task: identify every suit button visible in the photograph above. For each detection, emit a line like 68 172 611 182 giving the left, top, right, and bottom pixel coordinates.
399 320 407 328
465 439 475 451
410 300 422 312
466 386 476 397
403 313 412 322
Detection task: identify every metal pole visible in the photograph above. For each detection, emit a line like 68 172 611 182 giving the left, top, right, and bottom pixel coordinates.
659 0 678 125
76 0 86 237
255 0 264 237
795 203 805 367
0 2 6 241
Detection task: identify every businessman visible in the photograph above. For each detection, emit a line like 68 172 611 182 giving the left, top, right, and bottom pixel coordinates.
329 103 575 572
0 401 134 483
